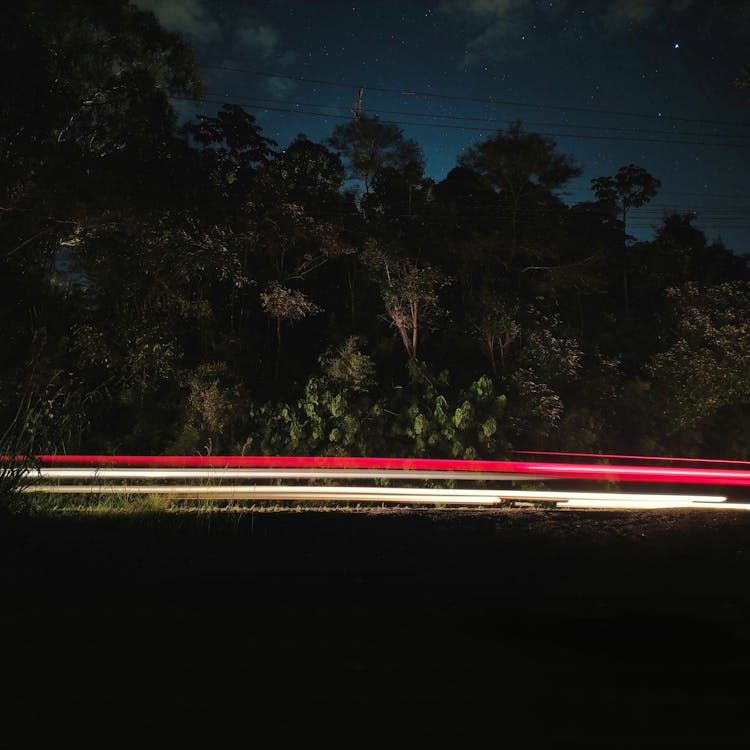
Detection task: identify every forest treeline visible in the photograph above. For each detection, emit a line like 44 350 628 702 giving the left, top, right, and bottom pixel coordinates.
2 1 750 460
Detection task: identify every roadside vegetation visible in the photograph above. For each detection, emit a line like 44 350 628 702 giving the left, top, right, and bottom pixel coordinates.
13 492 542 521
3 0 750 490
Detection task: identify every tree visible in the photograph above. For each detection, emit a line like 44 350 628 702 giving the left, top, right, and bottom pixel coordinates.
648 212 749 287
0 0 204 271
362 240 447 361
326 115 424 195
486 303 583 444
469 288 520 376
268 134 345 209
591 164 661 311
183 104 277 201
459 122 581 258
647 281 750 439
67 210 242 439
432 166 497 231
260 281 322 378
591 164 661 237
1 0 202 212
0 0 204 448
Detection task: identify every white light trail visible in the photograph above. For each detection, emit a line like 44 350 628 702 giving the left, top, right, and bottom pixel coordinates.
23 483 738 509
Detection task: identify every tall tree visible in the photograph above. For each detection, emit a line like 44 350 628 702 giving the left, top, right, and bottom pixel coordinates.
260 281 322 379
362 240 447 361
458 122 581 260
268 133 345 209
182 104 276 202
326 114 423 196
591 164 661 311
0 0 204 445
591 164 661 238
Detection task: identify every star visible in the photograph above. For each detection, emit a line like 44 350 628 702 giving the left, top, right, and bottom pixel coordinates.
674 42 680 49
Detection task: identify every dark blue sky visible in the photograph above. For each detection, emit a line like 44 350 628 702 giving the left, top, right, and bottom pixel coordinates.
137 0 750 250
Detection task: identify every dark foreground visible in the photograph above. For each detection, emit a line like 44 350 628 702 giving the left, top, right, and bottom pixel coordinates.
3 507 750 740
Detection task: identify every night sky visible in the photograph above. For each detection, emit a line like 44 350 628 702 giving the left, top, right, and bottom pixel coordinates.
136 0 750 250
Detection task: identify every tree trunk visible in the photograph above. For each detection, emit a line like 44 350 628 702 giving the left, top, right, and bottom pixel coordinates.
622 207 629 313
411 301 418 360
274 317 282 380
486 335 497 375
347 266 356 324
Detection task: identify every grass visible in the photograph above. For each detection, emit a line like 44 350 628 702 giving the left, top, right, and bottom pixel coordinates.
10 491 421 518
8 489 539 521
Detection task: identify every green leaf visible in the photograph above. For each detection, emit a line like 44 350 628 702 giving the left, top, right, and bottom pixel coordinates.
453 401 473 430
481 417 497 438
329 393 346 417
414 412 427 436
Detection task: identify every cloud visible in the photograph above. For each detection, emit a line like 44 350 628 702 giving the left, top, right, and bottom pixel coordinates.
603 0 658 26
134 0 220 43
237 24 280 58
234 20 298 96
602 0 694 29
439 0 557 66
439 0 517 17
265 76 297 97
443 0 543 67
441 0 695 26
462 23 519 67
440 0 701 66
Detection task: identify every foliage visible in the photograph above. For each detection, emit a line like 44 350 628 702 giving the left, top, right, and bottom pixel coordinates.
320 336 378 394
260 282 322 323
241 347 510 460
180 362 246 454
2 4 750 462
470 290 521 374
268 134 346 206
648 282 750 435
0 374 91 510
460 122 581 194
183 104 277 198
363 239 449 360
591 164 661 312
591 164 662 226
326 114 424 194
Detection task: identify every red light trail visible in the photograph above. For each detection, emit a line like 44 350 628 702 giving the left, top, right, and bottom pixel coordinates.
35 455 750 486
513 450 750 466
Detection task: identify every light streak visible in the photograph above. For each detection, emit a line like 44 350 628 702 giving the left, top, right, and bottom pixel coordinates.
24 483 730 508
559 500 750 510
35 455 750 486
513 450 750 466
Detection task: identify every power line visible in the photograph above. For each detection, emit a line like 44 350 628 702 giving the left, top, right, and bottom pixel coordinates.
172 95 750 149
201 63 750 129
196 90 750 142
655 190 749 199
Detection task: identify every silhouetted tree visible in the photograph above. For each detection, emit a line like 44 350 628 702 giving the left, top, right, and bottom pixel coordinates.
183 104 277 203
591 164 661 311
459 122 581 260
326 114 423 195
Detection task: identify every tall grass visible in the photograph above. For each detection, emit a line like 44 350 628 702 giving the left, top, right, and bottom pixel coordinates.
0 391 40 513
1 370 95 513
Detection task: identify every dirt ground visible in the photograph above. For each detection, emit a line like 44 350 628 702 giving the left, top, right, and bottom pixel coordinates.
3 506 750 740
